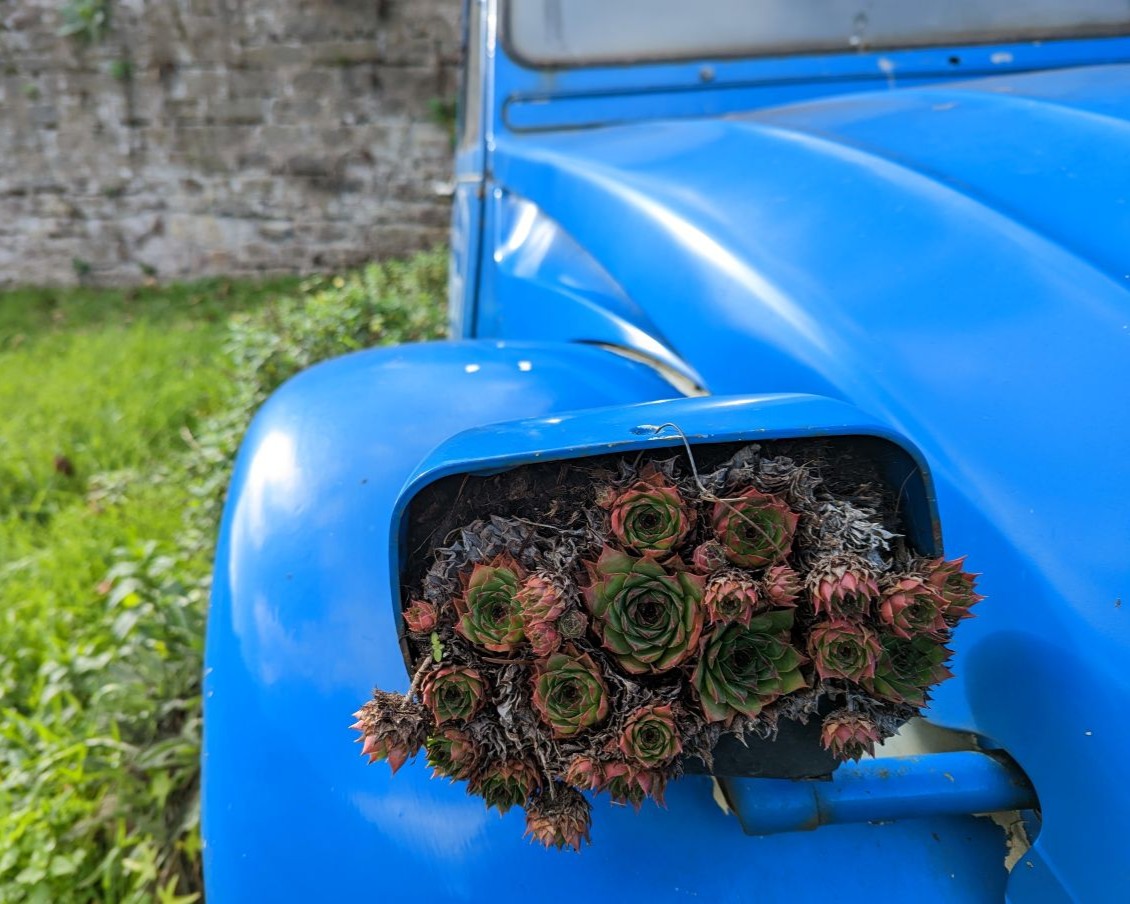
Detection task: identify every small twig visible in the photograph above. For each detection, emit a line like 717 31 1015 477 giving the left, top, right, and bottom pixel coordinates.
407 656 433 700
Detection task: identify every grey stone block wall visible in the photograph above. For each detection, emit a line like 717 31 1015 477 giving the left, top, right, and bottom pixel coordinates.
0 0 460 285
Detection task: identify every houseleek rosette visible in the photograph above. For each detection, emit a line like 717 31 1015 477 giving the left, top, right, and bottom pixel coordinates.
878 577 948 640
807 554 880 620
422 665 486 723
820 709 882 762
531 646 610 737
425 727 478 781
524 785 592 852
351 690 431 774
692 609 807 723
584 547 704 674
470 759 541 814
606 468 693 556
712 488 798 567
866 635 954 706
402 599 437 633
924 556 984 623
618 704 682 766
702 572 762 626
455 555 526 652
807 620 881 682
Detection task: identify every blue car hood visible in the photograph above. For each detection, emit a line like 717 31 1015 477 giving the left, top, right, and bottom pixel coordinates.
494 63 1130 893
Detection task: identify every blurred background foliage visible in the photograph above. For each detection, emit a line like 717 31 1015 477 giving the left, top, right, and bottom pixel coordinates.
0 249 447 902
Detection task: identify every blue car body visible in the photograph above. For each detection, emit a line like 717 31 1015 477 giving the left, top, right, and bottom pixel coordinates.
205 3 1130 900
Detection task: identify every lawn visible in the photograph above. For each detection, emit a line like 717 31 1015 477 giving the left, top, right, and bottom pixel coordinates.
0 254 447 903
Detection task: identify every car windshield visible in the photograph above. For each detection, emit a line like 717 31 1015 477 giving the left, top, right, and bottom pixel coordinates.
506 0 1130 66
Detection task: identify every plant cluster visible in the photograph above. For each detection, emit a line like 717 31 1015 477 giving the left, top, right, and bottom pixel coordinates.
354 447 981 850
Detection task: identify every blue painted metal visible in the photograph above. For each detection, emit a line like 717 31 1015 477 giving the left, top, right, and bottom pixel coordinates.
722 752 1037 836
208 3 1130 902
393 394 942 605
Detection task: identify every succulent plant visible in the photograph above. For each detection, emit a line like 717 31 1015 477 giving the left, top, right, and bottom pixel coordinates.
455 555 527 652
692 609 807 724
351 690 431 774
557 608 588 640
532 646 610 737
878 577 949 640
703 572 762 626
712 488 799 567
866 634 954 706
517 572 570 626
422 665 486 724
524 785 593 851
402 599 438 634
924 556 984 624
604 763 667 809
820 709 882 761
807 554 879 620
807 620 881 682
526 618 562 658
605 467 693 556
691 540 728 574
618 704 683 766
425 727 479 781
470 759 541 814
584 547 704 674
762 564 802 607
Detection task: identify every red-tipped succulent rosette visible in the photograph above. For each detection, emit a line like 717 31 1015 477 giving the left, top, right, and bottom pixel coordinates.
531 646 610 737
422 665 486 724
692 609 808 724
524 786 593 851
924 556 984 623
583 547 705 674
402 599 438 634
712 488 799 568
351 690 431 774
618 704 683 766
702 572 762 626
604 466 693 557
455 554 527 652
878 576 949 640
807 620 882 683
820 709 882 762
807 554 880 620
761 563 802 608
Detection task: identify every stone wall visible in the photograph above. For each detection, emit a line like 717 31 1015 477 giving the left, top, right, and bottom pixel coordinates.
0 0 460 286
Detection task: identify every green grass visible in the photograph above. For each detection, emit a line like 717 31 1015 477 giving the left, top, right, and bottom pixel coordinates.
0 253 447 902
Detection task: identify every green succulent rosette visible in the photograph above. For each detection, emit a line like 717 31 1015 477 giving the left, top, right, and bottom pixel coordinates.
606 467 693 556
531 646 610 737
422 665 486 724
425 727 479 781
866 634 954 707
583 547 705 674
924 556 984 623
711 488 799 568
469 759 541 814
692 609 807 724
807 619 881 682
618 704 682 766
454 554 526 652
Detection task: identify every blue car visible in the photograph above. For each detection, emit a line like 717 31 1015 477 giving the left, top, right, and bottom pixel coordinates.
204 2 1130 900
